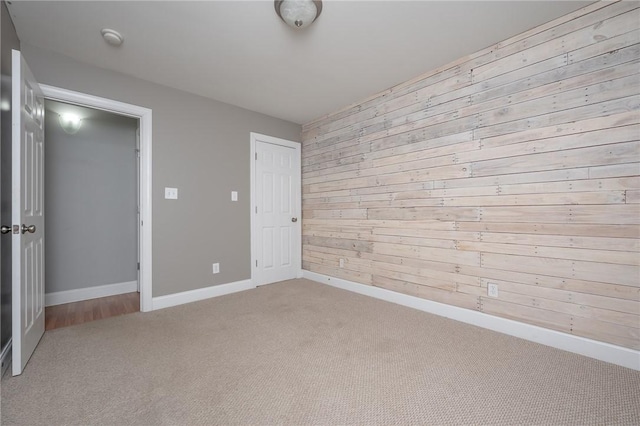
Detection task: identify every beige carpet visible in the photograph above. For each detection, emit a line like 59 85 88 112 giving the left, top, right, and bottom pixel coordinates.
1 279 639 425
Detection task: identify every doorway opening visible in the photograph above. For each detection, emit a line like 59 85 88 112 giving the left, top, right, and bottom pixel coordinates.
43 100 140 329
41 84 153 314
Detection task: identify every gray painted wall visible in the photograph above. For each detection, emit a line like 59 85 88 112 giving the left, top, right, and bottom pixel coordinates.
1 1 20 353
45 101 138 293
22 44 301 297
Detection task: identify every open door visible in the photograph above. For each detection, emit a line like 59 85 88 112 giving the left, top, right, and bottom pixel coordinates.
11 49 45 376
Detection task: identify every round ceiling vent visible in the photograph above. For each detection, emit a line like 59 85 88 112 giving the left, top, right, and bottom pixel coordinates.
101 28 124 47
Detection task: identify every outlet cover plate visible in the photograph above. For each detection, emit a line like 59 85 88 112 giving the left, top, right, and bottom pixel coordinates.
164 187 178 200
487 283 499 298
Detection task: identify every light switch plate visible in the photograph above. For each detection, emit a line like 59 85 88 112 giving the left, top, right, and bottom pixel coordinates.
212 263 220 274
231 191 238 201
165 187 178 200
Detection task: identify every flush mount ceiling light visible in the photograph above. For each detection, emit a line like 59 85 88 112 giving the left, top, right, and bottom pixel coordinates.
275 0 322 29
101 28 124 46
58 113 82 135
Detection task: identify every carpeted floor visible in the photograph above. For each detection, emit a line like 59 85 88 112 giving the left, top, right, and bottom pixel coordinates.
1 279 639 425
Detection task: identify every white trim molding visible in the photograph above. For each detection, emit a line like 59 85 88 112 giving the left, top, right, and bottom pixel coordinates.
39 84 153 313
303 270 640 371
250 132 302 286
45 281 138 307
152 279 255 311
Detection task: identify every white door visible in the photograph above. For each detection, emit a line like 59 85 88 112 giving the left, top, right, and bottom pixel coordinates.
11 49 45 376
253 136 301 285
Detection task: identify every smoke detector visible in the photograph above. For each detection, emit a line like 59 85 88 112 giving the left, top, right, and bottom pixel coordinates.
101 28 124 47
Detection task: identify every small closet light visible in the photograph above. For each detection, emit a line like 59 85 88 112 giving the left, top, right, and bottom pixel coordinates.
58 113 82 134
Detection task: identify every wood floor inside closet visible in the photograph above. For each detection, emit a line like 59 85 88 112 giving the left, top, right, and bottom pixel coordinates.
45 292 140 331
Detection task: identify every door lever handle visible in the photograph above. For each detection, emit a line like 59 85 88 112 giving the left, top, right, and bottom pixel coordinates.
1 225 11 234
291 217 298 223
21 224 36 234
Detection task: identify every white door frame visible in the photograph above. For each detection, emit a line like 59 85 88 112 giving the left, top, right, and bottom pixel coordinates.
40 84 153 312
250 132 302 285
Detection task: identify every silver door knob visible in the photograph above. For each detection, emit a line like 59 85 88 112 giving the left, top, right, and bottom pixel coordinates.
1 225 11 234
291 217 298 223
21 224 36 234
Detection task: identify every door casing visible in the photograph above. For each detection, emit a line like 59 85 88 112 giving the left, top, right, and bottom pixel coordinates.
40 84 154 312
250 132 302 286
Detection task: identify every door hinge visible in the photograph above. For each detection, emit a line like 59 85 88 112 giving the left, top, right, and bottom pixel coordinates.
135 148 140 158
256 260 258 267
255 152 257 160
137 262 140 270
255 206 258 214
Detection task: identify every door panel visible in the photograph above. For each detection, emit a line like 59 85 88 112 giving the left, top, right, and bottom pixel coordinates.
255 139 299 285
12 49 45 376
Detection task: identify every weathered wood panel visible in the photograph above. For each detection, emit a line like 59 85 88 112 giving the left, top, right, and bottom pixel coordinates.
302 2 640 350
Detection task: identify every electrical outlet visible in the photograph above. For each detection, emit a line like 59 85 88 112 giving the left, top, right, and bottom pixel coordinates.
339 258 345 268
212 263 220 274
231 191 238 201
164 187 178 200
487 283 499 298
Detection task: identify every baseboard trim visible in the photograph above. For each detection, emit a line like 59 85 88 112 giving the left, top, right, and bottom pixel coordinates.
152 279 255 311
1 339 12 378
302 270 640 371
45 281 138 306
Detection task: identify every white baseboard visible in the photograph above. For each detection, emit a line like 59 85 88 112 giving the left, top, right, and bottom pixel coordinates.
45 281 138 306
152 279 255 311
302 270 640 371
1 339 12 378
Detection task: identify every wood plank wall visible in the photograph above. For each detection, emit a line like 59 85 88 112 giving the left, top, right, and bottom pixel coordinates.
301 1 640 350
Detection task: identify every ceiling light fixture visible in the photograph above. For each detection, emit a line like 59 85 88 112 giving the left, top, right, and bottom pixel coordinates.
58 113 82 135
275 0 322 29
101 28 124 46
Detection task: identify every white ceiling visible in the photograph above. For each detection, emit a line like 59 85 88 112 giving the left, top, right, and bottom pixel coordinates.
8 1 592 124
